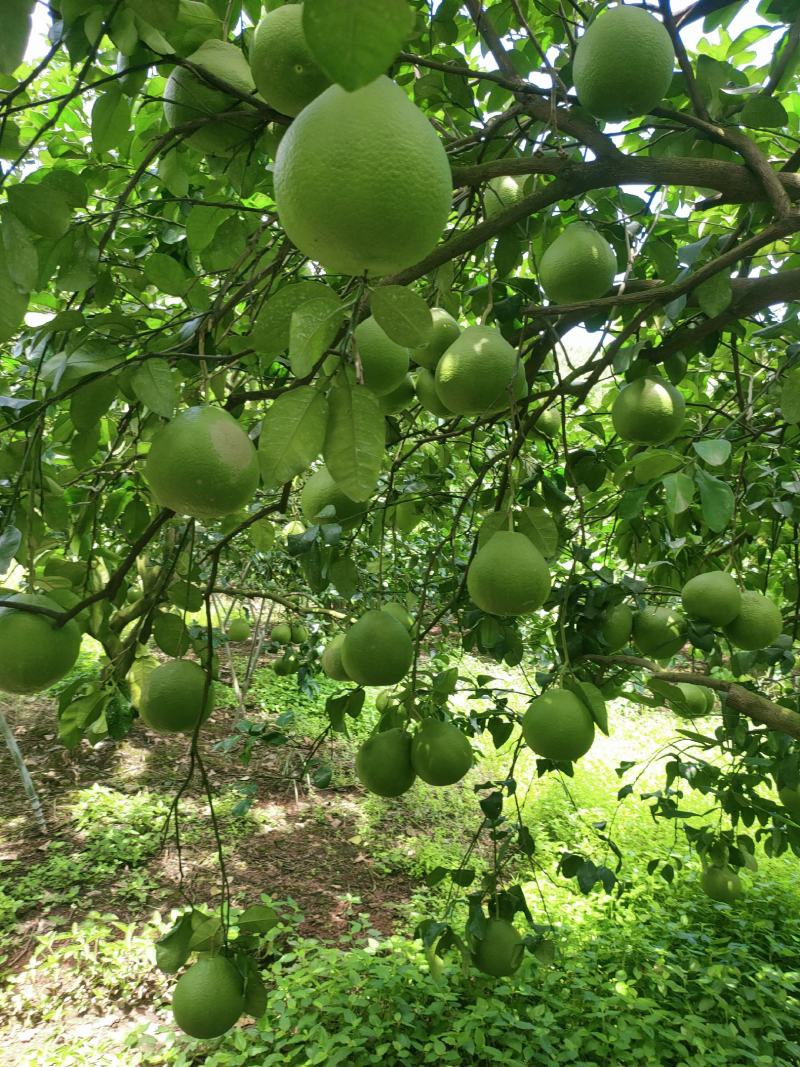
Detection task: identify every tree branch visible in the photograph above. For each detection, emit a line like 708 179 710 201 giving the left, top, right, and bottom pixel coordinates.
450 154 800 204
765 11 800 95
587 655 800 741
653 268 800 357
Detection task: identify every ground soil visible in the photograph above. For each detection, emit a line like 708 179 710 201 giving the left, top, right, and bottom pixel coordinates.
0 658 416 963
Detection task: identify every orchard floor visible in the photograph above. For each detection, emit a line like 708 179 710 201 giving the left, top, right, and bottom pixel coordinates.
1 649 800 1066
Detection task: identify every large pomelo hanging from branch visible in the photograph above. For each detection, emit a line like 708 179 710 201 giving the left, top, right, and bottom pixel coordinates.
144 406 259 521
250 4 330 118
0 594 81 695
467 531 551 617
573 6 675 122
273 76 452 277
434 326 519 416
163 40 260 156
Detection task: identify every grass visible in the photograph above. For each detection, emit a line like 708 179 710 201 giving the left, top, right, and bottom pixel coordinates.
2 649 800 1065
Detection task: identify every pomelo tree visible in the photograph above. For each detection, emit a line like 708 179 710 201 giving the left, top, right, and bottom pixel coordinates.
0 0 799 1019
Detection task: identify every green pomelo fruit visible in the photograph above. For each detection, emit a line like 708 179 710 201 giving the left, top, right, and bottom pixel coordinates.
0 594 81 695
484 174 528 221
528 406 560 439
378 374 416 414
382 601 413 630
412 308 460 370
321 634 350 681
471 917 523 978
274 76 452 276
467 531 551 617
700 865 743 904
227 617 250 642
271 622 292 645
601 603 633 651
416 367 451 417
612 377 685 445
724 590 783 650
411 719 473 786
703 687 716 714
778 786 800 820
671 682 708 718
538 223 617 304
341 609 413 686
163 40 259 156
276 651 300 675
153 613 191 657
250 4 330 117
353 316 410 397
291 622 309 643
573 6 675 122
356 728 416 797
681 571 741 626
139 659 214 734
434 326 518 416
300 467 362 527
144 406 259 520
168 580 204 612
171 955 245 1040
632 605 687 659
522 687 595 762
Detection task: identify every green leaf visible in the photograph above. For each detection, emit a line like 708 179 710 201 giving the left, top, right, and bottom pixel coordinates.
186 205 228 253
370 286 433 348
330 556 359 596
693 439 731 466
0 1 35 76
7 181 72 240
143 253 189 297
158 152 189 198
633 450 682 484
516 506 558 559
0 255 29 342
249 519 275 552
780 368 800 423
251 281 335 358
69 375 118 430
258 386 329 487
662 471 695 515
240 955 268 1017
565 677 609 736
695 273 732 318
155 913 194 974
289 296 344 378
130 359 177 417
303 0 414 92
1 207 37 292
0 526 22 575
740 94 788 128
323 381 385 500
237 905 279 935
126 0 179 31
91 90 132 155
58 691 107 749
188 911 223 952
695 467 735 532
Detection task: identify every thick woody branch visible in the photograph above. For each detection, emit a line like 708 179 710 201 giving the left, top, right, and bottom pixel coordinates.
450 154 800 204
587 655 800 741
654 268 800 357
765 12 800 95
